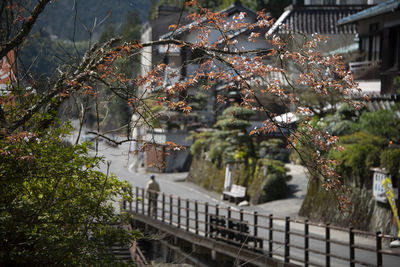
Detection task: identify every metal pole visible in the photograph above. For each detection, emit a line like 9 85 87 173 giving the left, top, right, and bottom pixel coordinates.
195 201 199 235
326 224 330 267
186 199 190 231
305 220 309 267
349 227 355 267
240 209 245 244
269 214 273 257
141 188 145 215
205 202 209 237
376 231 382 267
284 216 290 263
162 193 165 222
169 195 173 225
254 211 258 249
178 197 181 229
215 204 219 235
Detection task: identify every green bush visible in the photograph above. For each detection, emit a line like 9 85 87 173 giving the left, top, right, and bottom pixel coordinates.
329 132 384 188
380 149 400 181
355 109 400 142
222 106 256 119
262 173 289 202
248 159 291 203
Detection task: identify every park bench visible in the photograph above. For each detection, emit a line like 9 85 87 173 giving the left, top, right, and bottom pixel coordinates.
208 214 263 249
222 184 247 204
208 214 227 238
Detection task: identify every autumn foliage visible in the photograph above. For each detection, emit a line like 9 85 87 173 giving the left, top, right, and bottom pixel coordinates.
0 0 368 264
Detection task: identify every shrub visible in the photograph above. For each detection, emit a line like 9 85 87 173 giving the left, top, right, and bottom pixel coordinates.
355 109 400 142
380 149 400 181
248 159 291 203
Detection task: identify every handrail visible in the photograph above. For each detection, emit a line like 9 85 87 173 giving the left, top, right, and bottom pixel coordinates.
125 186 400 267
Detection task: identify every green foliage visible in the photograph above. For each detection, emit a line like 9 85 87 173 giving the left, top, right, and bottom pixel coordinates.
188 92 208 111
259 138 288 161
190 131 213 155
98 19 117 44
380 149 400 181
248 159 291 203
215 118 251 129
0 124 134 266
329 132 384 188
190 106 255 165
19 33 88 78
222 106 256 119
122 10 142 42
354 109 400 142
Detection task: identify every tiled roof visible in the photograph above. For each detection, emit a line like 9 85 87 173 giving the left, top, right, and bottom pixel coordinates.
273 6 366 35
338 0 400 25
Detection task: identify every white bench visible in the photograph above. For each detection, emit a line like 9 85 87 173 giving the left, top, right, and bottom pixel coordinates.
223 184 247 205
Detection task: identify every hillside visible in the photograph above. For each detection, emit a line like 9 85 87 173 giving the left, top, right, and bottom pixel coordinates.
35 0 153 41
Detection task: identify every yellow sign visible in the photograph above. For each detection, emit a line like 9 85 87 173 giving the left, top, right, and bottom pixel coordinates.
382 177 400 238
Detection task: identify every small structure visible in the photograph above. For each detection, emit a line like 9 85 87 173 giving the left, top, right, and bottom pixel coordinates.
338 0 400 95
371 167 389 203
223 184 247 205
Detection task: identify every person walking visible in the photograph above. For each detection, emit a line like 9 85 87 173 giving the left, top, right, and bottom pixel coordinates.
145 174 160 217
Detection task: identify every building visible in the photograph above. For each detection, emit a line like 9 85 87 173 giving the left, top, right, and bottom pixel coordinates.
0 50 16 91
338 0 400 95
268 0 383 54
137 1 273 172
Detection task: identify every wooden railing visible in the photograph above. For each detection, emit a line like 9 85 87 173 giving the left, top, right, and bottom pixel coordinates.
123 186 400 267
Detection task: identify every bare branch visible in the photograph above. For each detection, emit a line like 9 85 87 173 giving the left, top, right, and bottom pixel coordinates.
0 0 51 59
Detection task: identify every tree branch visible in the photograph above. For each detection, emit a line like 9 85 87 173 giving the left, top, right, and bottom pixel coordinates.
0 0 51 59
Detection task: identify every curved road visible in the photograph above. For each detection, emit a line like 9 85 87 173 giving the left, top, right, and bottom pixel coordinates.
94 141 400 267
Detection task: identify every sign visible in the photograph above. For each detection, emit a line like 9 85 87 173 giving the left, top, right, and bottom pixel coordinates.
224 163 233 191
372 169 388 203
382 177 400 238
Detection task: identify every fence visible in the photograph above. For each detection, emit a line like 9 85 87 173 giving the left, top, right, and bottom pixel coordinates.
123 187 400 267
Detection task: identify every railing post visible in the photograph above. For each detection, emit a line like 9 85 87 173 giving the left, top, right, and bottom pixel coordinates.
195 201 199 235
254 211 258 249
254 211 258 236
269 214 273 257
135 187 139 212
169 195 173 225
205 202 209 237
326 224 330 267
141 188 145 215
178 197 181 229
162 193 165 222
186 199 190 231
305 220 309 267
215 204 219 234
349 227 355 267
376 231 382 267
240 209 244 243
284 216 290 263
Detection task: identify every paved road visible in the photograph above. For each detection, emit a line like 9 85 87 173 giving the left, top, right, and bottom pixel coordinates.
93 142 400 267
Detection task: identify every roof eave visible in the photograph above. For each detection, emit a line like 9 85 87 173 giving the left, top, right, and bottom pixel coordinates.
338 0 400 26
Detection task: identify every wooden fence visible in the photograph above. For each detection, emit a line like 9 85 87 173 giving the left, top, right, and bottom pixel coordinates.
123 187 400 267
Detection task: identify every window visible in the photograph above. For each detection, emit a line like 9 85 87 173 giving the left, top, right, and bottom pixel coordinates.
388 27 400 68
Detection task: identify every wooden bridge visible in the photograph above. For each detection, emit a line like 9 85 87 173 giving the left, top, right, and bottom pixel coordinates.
123 186 400 266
